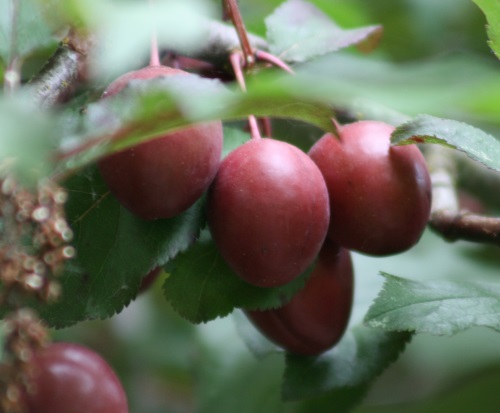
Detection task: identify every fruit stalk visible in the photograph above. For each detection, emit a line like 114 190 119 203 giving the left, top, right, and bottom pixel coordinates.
224 0 254 67
149 0 161 67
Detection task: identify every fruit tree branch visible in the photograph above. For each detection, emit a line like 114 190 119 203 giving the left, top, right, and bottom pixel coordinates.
28 21 267 108
29 29 95 109
430 210 500 245
224 0 255 67
426 145 500 246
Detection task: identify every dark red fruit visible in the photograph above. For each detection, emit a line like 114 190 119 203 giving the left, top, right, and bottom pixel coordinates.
245 240 353 355
98 65 223 220
207 138 329 288
309 120 431 256
25 342 128 413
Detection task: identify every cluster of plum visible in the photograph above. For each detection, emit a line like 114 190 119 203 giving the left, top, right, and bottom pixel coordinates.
98 64 432 356
21 64 431 413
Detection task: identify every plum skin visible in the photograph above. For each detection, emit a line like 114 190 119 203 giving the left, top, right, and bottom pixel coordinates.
98 66 223 220
207 138 330 288
24 342 128 413
245 240 354 356
308 120 431 256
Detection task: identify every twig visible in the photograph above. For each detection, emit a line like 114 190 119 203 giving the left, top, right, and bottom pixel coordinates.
426 144 500 246
224 0 254 67
29 30 95 109
4 0 21 94
430 211 500 245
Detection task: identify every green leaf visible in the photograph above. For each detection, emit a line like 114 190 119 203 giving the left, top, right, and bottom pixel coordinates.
296 384 370 413
364 273 500 336
282 325 411 401
265 0 382 63
0 0 54 63
0 96 57 186
163 230 313 324
36 165 205 328
392 114 500 171
60 72 336 173
472 0 500 59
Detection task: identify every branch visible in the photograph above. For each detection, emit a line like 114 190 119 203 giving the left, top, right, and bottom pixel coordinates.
426 144 500 246
29 30 95 109
27 20 267 109
430 211 500 245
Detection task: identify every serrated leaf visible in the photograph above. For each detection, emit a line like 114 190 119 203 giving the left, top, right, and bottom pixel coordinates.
265 0 382 63
364 273 500 336
472 0 500 59
163 230 312 324
282 325 411 401
392 114 500 171
36 165 204 328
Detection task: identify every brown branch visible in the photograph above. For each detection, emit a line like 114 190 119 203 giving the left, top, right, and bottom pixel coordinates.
430 211 500 245
29 29 95 109
425 144 500 246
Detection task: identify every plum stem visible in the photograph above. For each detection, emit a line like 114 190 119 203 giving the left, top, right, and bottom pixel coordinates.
224 0 254 67
248 115 262 140
149 0 161 66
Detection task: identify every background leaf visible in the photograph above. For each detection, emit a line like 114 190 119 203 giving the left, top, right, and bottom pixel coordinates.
364 273 500 335
283 326 411 401
392 114 500 171
472 0 500 59
265 0 382 63
0 96 57 186
36 165 205 328
0 0 54 64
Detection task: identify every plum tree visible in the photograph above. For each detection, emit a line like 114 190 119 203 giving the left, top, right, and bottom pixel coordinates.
309 120 431 256
98 66 223 220
207 138 330 287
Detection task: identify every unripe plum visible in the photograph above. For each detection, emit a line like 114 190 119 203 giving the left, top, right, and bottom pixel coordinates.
25 342 128 413
98 65 223 220
245 240 353 355
309 120 431 256
207 138 329 288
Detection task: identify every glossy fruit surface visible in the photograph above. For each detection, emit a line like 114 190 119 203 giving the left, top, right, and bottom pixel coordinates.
245 240 353 355
207 138 329 288
25 342 128 413
98 65 223 220
309 120 431 256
